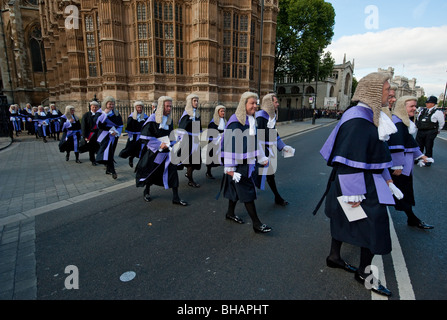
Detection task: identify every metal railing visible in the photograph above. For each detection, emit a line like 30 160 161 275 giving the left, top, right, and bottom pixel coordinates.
115 103 315 128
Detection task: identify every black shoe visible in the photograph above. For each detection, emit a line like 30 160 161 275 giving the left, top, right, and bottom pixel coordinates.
225 214 244 224
408 219 434 229
206 172 215 179
253 224 272 233
91 161 98 166
173 199 188 206
66 155 69 161
43 137 47 143
355 271 392 297
143 194 152 202
425 162 431 167
187 180 200 188
129 159 133 168
275 197 289 206
326 257 357 273
112 173 117 179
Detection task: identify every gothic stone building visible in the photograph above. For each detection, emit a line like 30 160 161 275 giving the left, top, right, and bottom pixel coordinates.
275 55 354 112
0 0 46 106
36 0 278 112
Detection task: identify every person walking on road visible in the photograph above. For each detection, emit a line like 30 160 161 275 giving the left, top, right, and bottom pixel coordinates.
387 96 434 229
119 101 148 168
134 96 187 206
35 105 50 143
255 93 294 206
220 91 272 234
415 96 445 166
204 105 226 179
59 106 82 163
178 93 202 188
96 96 123 179
316 72 400 297
81 100 102 166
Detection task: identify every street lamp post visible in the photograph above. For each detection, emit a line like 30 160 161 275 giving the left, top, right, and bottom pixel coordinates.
312 49 322 125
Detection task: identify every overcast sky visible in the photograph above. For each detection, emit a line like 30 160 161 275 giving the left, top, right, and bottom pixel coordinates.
325 0 447 97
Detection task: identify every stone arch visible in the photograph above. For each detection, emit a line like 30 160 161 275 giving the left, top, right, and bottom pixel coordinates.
291 86 300 94
305 86 314 94
26 24 45 73
344 72 351 95
277 86 286 95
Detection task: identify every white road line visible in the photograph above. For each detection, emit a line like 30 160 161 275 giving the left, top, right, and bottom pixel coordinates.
371 208 416 300
387 208 416 300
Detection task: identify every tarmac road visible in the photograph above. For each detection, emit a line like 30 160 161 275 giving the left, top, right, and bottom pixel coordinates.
2 118 447 308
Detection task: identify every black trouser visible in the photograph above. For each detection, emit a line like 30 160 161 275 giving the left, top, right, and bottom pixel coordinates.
416 129 438 157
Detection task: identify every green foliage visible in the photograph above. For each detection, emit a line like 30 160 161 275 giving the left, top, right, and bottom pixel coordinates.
275 0 336 81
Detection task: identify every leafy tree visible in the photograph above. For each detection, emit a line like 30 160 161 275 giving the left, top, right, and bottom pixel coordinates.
417 95 427 107
275 0 335 82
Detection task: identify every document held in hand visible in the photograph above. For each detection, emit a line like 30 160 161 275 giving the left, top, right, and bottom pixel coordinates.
337 196 368 222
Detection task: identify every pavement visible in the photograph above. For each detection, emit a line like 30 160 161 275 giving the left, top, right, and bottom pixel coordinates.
0 117 337 300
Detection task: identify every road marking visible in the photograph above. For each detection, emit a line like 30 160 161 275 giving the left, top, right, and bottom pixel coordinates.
371 208 415 300
387 208 416 300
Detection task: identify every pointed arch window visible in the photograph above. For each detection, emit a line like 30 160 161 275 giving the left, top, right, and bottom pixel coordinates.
136 1 183 75
29 27 45 73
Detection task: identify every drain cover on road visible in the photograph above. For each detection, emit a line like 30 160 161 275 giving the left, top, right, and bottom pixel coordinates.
119 271 136 282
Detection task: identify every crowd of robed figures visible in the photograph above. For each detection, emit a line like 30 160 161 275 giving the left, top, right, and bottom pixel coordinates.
7 75 444 298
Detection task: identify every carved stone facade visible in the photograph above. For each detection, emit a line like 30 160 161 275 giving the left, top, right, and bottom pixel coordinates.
276 55 354 111
378 67 425 99
0 0 47 106
36 0 278 113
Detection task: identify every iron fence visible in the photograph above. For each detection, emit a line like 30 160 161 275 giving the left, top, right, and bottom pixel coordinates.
115 103 314 128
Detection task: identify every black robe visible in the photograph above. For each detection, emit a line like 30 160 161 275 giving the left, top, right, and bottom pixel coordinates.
220 114 260 203
177 110 202 170
80 111 102 154
134 114 179 189
95 112 124 164
59 115 82 152
319 105 394 255
34 112 49 137
205 119 224 168
21 108 35 133
387 117 422 211
119 114 148 159
48 110 62 134
254 110 286 190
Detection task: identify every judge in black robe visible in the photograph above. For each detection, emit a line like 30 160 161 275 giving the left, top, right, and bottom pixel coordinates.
134 96 187 206
177 93 202 187
96 96 123 179
81 101 102 165
387 96 433 229
316 72 399 297
255 93 293 206
204 105 226 179
119 101 148 168
34 105 49 143
22 103 35 135
48 104 63 140
220 92 271 234
59 106 82 163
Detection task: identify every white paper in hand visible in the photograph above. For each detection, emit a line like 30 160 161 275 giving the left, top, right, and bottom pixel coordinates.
282 146 295 158
337 196 368 222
